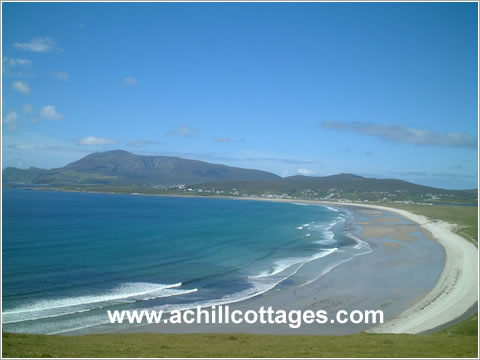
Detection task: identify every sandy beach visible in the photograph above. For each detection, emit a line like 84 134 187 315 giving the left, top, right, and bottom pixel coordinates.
338 202 478 334
57 195 478 337
251 199 478 334
19 190 476 336
46 193 478 336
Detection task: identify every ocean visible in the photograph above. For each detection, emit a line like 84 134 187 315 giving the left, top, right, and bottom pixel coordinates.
2 188 371 334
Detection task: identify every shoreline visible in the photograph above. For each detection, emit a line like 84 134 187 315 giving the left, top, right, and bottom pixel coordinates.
122 192 478 334
348 203 478 334
4 188 478 335
97 203 441 337
236 197 478 334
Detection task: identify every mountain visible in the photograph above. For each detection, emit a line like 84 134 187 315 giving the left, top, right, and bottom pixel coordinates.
2 150 280 185
2 151 477 202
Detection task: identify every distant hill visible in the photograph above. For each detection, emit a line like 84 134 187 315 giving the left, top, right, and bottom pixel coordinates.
2 151 477 202
194 173 474 194
2 150 280 185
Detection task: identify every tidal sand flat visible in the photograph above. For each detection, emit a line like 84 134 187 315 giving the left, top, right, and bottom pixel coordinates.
344 203 478 334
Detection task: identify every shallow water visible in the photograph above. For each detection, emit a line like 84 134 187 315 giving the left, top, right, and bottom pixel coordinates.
3 189 371 334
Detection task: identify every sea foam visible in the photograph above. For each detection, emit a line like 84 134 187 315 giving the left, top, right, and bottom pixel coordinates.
3 282 197 324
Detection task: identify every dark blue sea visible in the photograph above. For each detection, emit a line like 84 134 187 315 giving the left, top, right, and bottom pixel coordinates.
2 188 370 334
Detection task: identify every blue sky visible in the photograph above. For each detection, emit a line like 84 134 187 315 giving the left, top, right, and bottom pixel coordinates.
2 2 478 189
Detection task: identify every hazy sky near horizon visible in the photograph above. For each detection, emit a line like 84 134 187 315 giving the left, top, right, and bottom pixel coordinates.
2 2 478 189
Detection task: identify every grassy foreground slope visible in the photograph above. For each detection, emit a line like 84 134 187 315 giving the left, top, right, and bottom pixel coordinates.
2 329 478 358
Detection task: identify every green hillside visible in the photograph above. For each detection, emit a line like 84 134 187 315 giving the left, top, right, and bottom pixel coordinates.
2 150 280 185
1 167 49 184
2 328 477 358
3 151 477 204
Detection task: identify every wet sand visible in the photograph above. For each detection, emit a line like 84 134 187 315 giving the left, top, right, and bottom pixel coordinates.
346 203 478 334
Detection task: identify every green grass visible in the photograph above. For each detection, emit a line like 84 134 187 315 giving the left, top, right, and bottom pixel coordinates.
2 331 478 358
440 313 478 336
3 311 477 358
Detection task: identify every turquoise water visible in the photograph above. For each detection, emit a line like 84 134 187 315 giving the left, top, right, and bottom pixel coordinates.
2 188 370 334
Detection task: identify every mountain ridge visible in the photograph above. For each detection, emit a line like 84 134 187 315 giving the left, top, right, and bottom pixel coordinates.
2 151 477 198
3 150 280 186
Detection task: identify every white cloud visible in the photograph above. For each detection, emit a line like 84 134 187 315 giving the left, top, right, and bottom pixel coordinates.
214 136 232 143
321 121 477 149
74 136 119 145
12 81 31 94
297 168 315 176
23 104 34 113
13 37 57 53
4 112 18 130
53 71 69 81
167 124 200 138
3 57 32 67
40 105 63 120
123 76 138 86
